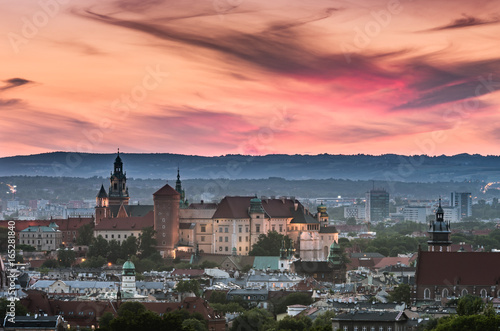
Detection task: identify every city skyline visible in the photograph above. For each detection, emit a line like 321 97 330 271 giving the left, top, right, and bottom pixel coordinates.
2 0 500 158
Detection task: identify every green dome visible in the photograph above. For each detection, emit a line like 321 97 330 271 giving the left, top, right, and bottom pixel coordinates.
250 197 261 203
122 260 135 275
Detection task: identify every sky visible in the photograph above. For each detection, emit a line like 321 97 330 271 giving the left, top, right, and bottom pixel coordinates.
1 0 500 157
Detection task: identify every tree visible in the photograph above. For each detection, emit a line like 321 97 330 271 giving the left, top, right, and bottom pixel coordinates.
76 223 94 245
229 308 276 331
249 230 292 256
346 217 357 226
117 301 146 317
456 295 484 316
209 291 228 304
57 249 76 267
312 310 336 330
388 284 411 305
138 227 157 259
182 318 208 331
99 311 114 328
107 240 122 264
121 235 138 259
175 279 201 297
42 259 59 268
88 235 109 258
277 315 312 331
79 256 106 268
0 298 28 321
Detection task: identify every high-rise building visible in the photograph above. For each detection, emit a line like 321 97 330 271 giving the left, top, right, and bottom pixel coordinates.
450 192 472 220
365 189 389 222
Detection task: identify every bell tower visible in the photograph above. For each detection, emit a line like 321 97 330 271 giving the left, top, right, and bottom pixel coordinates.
108 149 130 206
428 198 452 252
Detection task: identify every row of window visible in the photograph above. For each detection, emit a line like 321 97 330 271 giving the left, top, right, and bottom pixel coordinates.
21 240 54 245
104 233 134 239
218 246 249 252
424 288 489 299
343 327 393 331
21 233 55 238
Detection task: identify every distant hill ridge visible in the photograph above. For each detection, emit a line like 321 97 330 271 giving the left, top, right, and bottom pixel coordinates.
0 152 499 182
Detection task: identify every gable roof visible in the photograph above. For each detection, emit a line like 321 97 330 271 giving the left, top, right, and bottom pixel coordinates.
212 196 302 219
94 211 153 231
334 311 408 322
153 183 180 197
108 204 153 218
416 251 500 286
319 226 338 233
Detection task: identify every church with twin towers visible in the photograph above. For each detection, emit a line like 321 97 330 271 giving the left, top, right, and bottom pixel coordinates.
94 151 339 260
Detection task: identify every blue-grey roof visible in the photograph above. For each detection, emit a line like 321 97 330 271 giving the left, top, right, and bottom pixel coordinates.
253 256 280 271
21 226 59 232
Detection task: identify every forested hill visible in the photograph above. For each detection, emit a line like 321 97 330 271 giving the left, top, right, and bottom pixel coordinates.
0 152 499 182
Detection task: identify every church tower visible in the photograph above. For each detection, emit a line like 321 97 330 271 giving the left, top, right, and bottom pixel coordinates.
428 198 451 252
175 168 187 208
95 184 109 224
317 203 329 226
108 149 130 206
121 260 137 296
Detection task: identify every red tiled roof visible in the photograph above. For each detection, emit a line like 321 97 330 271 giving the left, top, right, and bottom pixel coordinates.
153 184 180 197
416 251 500 286
0 217 94 233
94 211 153 231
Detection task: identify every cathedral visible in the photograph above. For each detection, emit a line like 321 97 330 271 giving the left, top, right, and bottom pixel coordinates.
95 152 339 259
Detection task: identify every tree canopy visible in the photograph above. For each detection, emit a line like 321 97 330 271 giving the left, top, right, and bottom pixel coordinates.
249 230 293 256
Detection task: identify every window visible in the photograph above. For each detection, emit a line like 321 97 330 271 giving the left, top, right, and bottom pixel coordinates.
462 289 468 297
124 235 127 238
219 227 222 233
442 288 449 298
239 247 242 251
424 288 431 299
201 225 206 232
225 227 229 233
219 236 223 242
256 225 260 233
225 237 229 242
225 247 229 251
246 247 248 251
246 236 249 242
481 289 487 298
239 226 242 233
354 327 358 331
246 227 249 233
111 234 114 238
343 327 348 331
272 226 275 232
379 327 383 331
279 225 283 232
118 234 121 238
219 247 222 251
201 236 205 242
239 236 242 242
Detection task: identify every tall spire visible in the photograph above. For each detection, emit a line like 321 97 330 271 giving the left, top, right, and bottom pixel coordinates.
175 168 187 208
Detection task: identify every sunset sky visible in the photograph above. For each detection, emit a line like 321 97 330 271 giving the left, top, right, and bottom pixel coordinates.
1 0 500 157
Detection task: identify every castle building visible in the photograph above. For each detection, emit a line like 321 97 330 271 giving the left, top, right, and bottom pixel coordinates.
93 152 339 260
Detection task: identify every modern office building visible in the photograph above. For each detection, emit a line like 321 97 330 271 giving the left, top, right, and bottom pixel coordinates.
365 189 389 223
450 192 472 220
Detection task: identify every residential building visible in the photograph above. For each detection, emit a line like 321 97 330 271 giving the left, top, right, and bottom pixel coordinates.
19 222 62 251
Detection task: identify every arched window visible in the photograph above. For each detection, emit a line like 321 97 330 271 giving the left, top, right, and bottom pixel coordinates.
442 288 449 298
480 289 488 298
462 289 468 297
424 288 431 299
